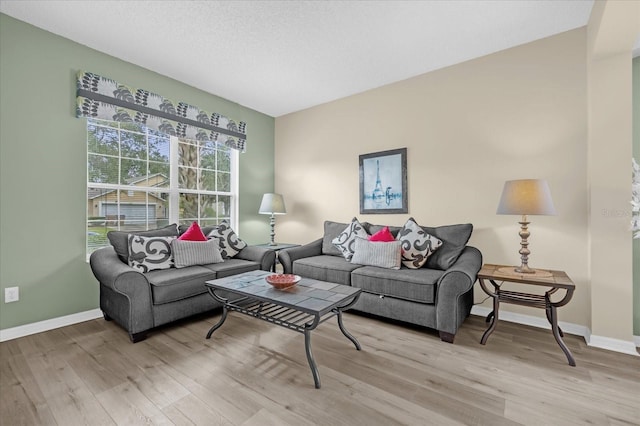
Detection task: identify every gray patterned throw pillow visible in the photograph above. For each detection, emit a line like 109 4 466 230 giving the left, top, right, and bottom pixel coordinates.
207 220 247 258
127 234 176 272
396 218 443 269
351 237 402 270
172 238 223 268
332 218 369 261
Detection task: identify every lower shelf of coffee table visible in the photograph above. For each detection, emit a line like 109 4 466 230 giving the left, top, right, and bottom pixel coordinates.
227 298 319 333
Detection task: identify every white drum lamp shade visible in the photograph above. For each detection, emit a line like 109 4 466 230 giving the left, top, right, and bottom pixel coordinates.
259 193 286 245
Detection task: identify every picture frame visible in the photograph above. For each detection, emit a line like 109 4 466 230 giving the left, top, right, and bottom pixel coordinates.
359 148 408 214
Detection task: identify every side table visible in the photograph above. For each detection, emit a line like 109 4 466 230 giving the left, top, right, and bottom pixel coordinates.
255 243 300 272
477 264 576 366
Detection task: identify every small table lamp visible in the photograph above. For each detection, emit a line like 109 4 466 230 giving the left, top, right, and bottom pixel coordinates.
259 193 287 246
497 179 556 274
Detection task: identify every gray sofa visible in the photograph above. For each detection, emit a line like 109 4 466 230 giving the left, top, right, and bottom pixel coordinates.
90 224 275 342
279 220 482 343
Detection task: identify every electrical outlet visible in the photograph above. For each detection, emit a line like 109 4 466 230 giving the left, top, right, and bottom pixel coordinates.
5 287 19 303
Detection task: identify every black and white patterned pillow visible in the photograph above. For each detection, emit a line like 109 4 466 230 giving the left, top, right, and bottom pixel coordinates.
207 220 247 258
172 238 223 268
396 218 443 269
332 218 369 261
127 234 176 272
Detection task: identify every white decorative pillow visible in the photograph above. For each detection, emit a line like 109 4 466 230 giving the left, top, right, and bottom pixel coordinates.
207 220 247 258
128 234 176 272
351 237 402 270
396 218 443 269
172 238 223 268
332 218 369 261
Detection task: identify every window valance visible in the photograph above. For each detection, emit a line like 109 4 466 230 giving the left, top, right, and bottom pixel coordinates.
76 71 247 152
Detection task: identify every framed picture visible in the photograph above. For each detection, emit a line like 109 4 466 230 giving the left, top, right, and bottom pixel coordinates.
359 148 408 214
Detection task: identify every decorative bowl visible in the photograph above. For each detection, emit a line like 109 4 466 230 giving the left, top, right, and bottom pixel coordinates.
265 274 301 290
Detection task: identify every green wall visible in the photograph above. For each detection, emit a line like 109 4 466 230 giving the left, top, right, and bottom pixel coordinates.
0 14 275 330
634 56 640 336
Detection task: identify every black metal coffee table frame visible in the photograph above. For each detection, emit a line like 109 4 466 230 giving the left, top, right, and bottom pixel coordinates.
205 273 362 389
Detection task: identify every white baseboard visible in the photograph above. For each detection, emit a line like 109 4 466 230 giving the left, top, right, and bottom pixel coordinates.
588 334 639 356
470 305 639 356
2 306 639 357
0 308 103 342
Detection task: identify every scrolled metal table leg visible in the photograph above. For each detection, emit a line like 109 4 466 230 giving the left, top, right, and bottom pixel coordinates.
549 304 576 366
481 286 499 345
486 311 494 323
304 329 321 389
337 310 361 350
545 305 564 337
479 278 500 344
206 305 228 339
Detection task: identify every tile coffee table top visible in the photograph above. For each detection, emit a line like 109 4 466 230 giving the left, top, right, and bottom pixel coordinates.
205 270 361 316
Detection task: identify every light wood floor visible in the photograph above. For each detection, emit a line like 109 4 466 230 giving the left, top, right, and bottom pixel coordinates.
1 311 639 425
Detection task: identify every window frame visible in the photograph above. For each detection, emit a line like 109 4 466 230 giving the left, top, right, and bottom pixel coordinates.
86 118 239 259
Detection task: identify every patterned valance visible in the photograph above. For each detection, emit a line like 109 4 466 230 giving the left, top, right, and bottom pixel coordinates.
76 71 247 152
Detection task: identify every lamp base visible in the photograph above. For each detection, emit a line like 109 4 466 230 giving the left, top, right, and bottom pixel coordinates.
515 264 535 274
497 266 553 278
268 214 276 246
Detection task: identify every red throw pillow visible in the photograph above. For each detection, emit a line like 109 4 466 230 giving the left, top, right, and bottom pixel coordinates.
179 222 207 241
368 226 395 242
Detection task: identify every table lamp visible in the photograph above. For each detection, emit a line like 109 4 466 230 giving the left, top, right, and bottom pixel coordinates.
259 193 286 245
497 179 556 274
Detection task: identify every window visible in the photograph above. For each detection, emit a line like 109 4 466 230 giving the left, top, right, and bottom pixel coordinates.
86 118 237 256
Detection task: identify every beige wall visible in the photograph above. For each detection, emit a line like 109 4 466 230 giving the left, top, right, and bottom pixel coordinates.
275 2 639 347
276 29 590 327
587 0 638 343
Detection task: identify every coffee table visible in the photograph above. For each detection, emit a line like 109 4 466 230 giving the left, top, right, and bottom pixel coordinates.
204 270 362 388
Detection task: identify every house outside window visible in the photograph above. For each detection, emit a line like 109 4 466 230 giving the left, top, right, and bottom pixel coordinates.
86 118 238 256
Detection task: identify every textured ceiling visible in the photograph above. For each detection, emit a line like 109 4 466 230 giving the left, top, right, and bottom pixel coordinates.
1 1 599 117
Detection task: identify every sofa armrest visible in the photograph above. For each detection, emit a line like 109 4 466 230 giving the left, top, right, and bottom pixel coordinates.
90 246 154 337
90 247 147 291
236 245 276 271
435 246 483 335
440 246 483 286
278 238 323 274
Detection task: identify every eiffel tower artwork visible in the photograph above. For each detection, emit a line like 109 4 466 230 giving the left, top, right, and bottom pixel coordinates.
371 160 385 205
360 148 408 214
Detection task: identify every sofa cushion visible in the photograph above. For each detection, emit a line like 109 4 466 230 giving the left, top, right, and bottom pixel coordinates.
108 223 178 263
207 220 247 258
172 238 223 268
293 255 362 286
351 266 444 304
202 258 261 278
322 220 350 256
397 218 443 269
423 223 473 270
146 265 216 305
127 235 176 273
332 218 369 261
351 238 401 270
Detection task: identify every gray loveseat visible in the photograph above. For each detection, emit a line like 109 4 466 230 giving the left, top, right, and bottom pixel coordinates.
279 220 482 343
90 223 275 342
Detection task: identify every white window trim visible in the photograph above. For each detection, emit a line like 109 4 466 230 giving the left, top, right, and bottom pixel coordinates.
86 119 239 260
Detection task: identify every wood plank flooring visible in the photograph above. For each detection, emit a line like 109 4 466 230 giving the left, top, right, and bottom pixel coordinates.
1 311 639 425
